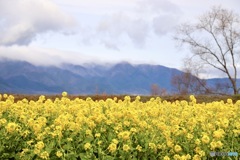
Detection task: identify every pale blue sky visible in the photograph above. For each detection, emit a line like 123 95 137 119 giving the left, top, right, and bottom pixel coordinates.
0 0 239 72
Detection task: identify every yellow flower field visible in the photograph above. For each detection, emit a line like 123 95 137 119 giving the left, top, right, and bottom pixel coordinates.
0 93 239 159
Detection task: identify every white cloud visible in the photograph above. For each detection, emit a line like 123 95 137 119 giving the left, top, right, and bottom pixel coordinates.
136 0 182 37
75 0 182 50
101 41 120 51
0 0 75 46
0 46 97 66
153 15 180 36
136 0 181 15
97 12 149 48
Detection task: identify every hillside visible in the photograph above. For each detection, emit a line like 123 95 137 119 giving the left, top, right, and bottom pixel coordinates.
0 60 182 94
0 60 239 95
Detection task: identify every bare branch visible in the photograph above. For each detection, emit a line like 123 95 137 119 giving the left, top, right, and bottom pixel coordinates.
174 6 240 94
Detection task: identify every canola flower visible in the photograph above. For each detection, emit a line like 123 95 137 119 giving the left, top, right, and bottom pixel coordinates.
56 151 63 158
108 143 117 153
0 93 239 159
84 142 92 150
201 135 210 144
174 144 182 153
136 145 142 152
5 122 19 133
39 151 49 159
122 144 130 152
35 141 45 150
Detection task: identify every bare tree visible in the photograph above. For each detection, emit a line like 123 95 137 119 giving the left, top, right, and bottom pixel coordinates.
171 73 190 95
171 73 203 95
150 84 167 96
171 58 210 95
174 6 240 94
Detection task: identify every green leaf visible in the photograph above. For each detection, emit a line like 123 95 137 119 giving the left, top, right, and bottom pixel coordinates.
102 155 115 160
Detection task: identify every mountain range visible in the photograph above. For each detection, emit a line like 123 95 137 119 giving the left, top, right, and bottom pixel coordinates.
0 59 237 95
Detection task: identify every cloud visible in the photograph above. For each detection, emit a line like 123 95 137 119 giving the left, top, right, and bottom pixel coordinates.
97 12 149 48
0 0 182 49
136 0 182 36
78 0 182 49
0 46 97 66
136 0 181 14
101 41 120 51
153 15 180 36
0 0 75 46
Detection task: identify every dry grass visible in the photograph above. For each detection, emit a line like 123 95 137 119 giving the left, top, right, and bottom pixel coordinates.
6 93 239 103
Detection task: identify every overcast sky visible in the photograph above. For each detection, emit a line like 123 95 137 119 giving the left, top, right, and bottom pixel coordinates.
0 0 239 72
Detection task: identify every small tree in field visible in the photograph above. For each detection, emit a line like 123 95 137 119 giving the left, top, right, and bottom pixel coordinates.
174 6 240 94
150 84 167 96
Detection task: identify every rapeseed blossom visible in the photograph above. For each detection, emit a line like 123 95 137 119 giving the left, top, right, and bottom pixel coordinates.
108 143 117 153
35 141 45 150
112 139 119 144
84 143 91 150
213 129 225 139
118 131 131 141
0 118 7 125
95 133 101 138
149 142 157 151
0 93 239 159
174 145 182 153
5 122 19 133
39 151 49 159
210 140 223 150
136 145 142 152
163 156 170 160
56 151 63 158
201 135 210 144
123 144 130 152
62 91 68 97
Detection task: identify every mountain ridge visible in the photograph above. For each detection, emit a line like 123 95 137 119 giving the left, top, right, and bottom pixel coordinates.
0 60 183 94
0 59 238 95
